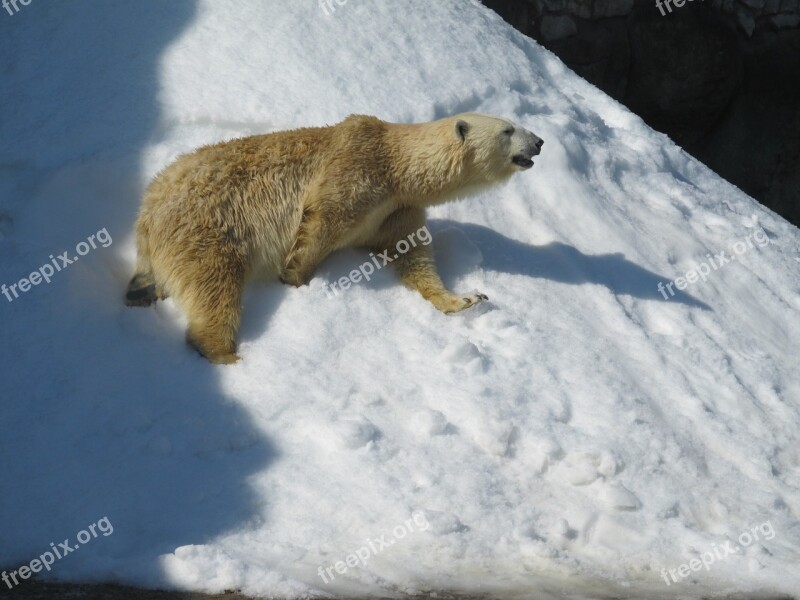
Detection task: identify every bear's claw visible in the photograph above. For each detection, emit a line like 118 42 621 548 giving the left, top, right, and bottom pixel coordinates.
464 293 489 304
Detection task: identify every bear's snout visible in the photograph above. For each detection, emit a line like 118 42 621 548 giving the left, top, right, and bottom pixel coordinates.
511 128 543 170
525 131 544 157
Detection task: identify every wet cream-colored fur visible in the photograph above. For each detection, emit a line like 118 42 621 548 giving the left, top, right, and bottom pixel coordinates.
126 113 543 363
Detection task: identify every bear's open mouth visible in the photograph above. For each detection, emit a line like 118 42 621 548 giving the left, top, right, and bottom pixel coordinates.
512 155 534 169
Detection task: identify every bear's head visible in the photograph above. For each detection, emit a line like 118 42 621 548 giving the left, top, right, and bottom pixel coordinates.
453 113 544 182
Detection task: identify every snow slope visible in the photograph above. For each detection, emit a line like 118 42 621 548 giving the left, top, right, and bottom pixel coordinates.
1 1 799 598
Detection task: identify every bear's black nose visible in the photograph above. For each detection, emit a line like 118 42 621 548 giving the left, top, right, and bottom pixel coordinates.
529 137 544 156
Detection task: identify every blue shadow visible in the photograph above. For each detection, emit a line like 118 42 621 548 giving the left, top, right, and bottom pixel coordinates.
0 0 277 589
431 220 712 310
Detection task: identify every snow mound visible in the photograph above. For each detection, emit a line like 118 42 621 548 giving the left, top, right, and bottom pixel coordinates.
1 1 799 598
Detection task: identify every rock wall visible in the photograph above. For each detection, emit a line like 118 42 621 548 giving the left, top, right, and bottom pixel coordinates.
524 0 800 39
483 0 800 226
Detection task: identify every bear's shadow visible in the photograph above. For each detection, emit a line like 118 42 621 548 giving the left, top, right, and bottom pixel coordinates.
239 219 710 344
429 219 711 309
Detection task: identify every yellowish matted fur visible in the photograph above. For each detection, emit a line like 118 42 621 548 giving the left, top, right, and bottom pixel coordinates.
126 113 543 363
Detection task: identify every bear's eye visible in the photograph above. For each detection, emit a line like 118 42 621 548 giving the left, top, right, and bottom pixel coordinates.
503 126 514 136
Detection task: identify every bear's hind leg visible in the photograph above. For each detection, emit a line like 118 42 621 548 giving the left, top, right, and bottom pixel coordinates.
181 266 245 365
125 271 158 307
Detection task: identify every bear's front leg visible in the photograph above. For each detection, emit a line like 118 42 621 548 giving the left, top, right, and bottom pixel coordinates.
280 206 339 287
393 245 489 313
280 251 315 287
370 207 488 313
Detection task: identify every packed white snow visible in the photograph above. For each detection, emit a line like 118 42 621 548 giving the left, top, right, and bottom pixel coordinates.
1 1 799 598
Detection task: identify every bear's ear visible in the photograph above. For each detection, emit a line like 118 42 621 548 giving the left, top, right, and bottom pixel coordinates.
456 120 469 142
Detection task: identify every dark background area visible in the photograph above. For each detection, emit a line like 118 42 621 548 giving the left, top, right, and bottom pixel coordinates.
481 0 800 227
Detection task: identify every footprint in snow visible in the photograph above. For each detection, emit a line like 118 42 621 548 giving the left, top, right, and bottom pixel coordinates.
328 417 379 450
467 418 516 457
417 510 468 535
555 451 619 486
598 482 641 511
528 439 564 473
440 340 488 374
410 409 450 437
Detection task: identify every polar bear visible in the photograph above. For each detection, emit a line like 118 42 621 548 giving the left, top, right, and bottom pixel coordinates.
126 113 543 363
